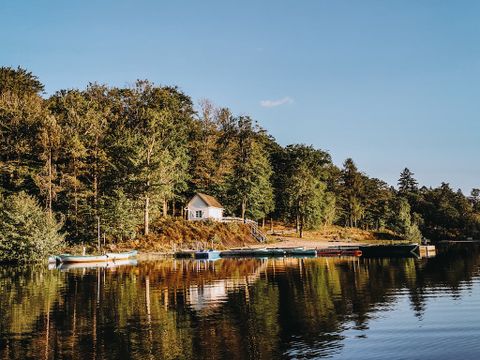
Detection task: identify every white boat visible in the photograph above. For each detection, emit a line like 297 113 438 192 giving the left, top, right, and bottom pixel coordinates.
55 250 138 264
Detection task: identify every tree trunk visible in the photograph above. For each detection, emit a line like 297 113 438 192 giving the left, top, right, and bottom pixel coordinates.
241 198 247 220
145 145 151 235
270 217 273 233
73 158 79 237
47 150 53 218
163 198 168 218
144 195 149 235
93 135 100 244
299 216 304 238
97 216 101 251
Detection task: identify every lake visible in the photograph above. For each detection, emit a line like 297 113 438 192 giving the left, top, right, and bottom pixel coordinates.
1 244 480 359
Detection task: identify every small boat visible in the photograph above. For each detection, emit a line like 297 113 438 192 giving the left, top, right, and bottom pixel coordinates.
341 249 362 257
194 250 221 260
54 259 138 271
284 248 317 257
57 254 108 263
55 250 138 264
174 250 195 258
221 248 270 257
317 248 342 256
316 247 362 257
105 250 138 260
265 248 286 256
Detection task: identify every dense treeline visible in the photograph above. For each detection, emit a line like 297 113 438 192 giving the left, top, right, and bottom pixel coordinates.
1 66 479 250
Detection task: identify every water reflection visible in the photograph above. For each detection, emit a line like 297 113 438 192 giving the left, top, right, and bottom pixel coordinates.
1 245 480 359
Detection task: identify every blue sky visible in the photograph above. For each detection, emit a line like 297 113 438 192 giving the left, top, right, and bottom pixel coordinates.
1 0 479 192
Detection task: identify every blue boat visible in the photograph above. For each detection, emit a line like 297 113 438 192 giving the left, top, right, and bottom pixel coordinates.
194 250 221 260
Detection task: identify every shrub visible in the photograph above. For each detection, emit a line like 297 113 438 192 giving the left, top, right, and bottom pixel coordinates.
0 192 65 263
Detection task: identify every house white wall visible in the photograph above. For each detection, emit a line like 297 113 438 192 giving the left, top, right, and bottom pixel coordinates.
187 195 223 221
208 207 223 219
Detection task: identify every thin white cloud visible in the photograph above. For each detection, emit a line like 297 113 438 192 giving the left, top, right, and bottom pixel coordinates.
260 96 294 108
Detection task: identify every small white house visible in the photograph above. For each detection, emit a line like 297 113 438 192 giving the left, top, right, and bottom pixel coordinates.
186 193 224 221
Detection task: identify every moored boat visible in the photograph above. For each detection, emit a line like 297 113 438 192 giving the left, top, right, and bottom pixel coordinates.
317 247 362 257
317 248 342 256
55 259 138 271
105 250 138 260
55 250 138 264
194 250 221 260
265 248 286 256
340 248 362 256
220 247 315 258
57 254 108 263
285 248 317 257
220 248 269 257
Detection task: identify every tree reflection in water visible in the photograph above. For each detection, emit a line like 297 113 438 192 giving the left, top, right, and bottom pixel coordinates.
1 245 480 359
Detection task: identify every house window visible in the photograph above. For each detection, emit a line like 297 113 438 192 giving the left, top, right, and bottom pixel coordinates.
195 210 203 218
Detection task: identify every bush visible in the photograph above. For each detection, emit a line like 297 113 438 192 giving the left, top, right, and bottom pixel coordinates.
0 192 65 263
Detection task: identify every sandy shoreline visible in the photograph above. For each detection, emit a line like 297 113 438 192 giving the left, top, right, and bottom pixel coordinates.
251 237 366 249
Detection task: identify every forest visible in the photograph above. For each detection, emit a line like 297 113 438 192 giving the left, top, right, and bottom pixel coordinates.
1 66 480 259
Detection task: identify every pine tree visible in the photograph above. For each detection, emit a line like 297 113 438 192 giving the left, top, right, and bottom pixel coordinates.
341 158 364 227
398 168 418 193
228 117 274 220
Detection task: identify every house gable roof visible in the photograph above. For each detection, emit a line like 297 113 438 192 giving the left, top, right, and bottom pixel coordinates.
195 193 223 208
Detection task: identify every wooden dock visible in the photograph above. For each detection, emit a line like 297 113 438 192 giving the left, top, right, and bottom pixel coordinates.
419 245 436 258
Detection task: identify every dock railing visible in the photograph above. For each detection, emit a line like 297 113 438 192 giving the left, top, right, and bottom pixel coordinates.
221 217 267 243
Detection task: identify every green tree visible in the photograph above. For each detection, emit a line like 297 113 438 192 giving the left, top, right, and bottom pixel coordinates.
0 192 64 262
390 197 422 241
398 168 418 194
341 158 364 227
33 113 62 217
188 100 236 199
283 145 334 237
100 189 140 242
48 88 109 242
228 116 274 220
362 177 394 230
108 81 193 234
0 66 44 95
0 90 46 195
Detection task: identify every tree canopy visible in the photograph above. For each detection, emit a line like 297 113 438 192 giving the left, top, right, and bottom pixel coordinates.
1 66 479 246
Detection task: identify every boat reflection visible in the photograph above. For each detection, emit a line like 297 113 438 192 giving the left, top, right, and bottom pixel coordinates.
49 258 138 271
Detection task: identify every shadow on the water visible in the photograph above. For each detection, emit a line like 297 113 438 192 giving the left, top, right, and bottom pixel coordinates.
1 246 480 359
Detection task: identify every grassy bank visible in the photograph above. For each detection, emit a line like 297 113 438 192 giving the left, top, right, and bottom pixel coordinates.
96 218 257 253
65 220 405 255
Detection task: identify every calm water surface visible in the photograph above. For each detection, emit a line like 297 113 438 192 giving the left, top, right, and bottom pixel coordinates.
1 245 480 359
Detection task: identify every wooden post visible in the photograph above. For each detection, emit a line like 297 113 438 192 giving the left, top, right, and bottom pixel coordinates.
144 195 149 235
97 216 101 252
